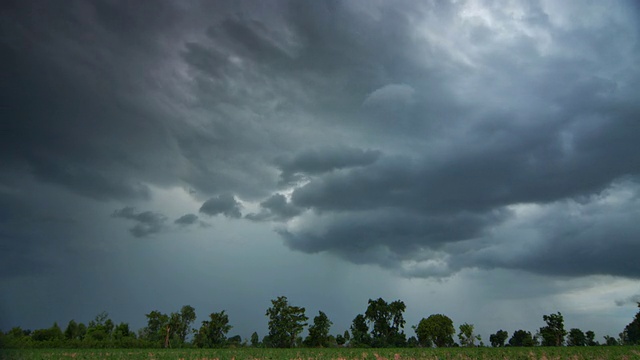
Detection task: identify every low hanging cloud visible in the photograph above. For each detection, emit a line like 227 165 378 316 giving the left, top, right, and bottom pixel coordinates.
199 194 242 218
246 193 303 222
616 294 640 307
276 147 382 185
174 213 199 226
111 207 167 238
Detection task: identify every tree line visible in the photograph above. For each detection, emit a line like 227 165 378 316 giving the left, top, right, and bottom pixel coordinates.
1 297 638 349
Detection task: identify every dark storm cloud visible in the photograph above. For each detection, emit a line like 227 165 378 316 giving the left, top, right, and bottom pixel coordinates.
112 207 167 238
246 193 302 222
2 0 640 281
174 214 199 226
277 147 381 185
199 194 242 218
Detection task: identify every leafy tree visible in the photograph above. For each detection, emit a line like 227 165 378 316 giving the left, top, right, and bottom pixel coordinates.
141 310 169 345
228 334 242 347
414 314 455 348
265 296 308 348
567 328 586 346
364 298 407 347
173 305 197 345
336 334 345 347
604 335 619 346
585 330 597 346
458 323 480 347
250 332 260 347
539 312 566 346
304 311 333 347
489 329 508 347
622 302 640 345
64 320 82 340
113 322 134 340
509 330 535 347
194 310 232 348
350 314 371 347
86 312 114 341
32 322 64 342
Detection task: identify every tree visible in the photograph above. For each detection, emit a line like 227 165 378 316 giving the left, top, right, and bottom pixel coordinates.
364 298 407 347
141 310 169 345
194 310 232 348
489 329 508 347
458 323 480 347
86 312 114 341
173 305 197 345
250 332 260 347
265 296 308 348
539 312 566 346
622 302 640 345
509 330 535 347
350 314 371 347
414 314 455 348
585 330 597 346
64 320 81 341
304 311 333 347
567 328 586 346
604 335 619 346
113 322 134 340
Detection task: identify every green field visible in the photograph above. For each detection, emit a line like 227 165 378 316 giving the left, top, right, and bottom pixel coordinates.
2 347 640 360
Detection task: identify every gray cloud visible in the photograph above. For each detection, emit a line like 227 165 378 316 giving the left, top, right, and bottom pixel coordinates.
246 193 303 222
112 207 167 238
199 194 242 218
616 294 640 307
277 147 381 185
174 213 199 226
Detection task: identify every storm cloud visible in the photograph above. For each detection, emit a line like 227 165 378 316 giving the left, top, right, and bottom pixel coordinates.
2 0 640 341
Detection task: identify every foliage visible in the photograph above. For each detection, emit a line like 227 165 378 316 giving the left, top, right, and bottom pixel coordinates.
622 302 640 345
364 298 407 347
350 314 371 347
265 296 308 348
304 311 333 347
489 329 508 347
509 329 535 347
250 331 260 347
567 328 586 346
539 312 567 346
414 314 455 348
457 323 480 347
194 310 232 348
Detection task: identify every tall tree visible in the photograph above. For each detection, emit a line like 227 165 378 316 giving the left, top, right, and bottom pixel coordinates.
304 311 333 347
539 312 567 346
567 328 586 346
364 298 406 347
250 332 260 347
265 296 308 348
458 323 479 347
585 330 597 346
622 302 640 345
489 329 508 347
350 314 371 347
194 310 232 348
173 305 197 345
509 330 535 347
414 314 455 348
141 310 169 345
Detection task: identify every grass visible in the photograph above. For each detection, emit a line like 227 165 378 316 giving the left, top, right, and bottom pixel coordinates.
2 347 640 360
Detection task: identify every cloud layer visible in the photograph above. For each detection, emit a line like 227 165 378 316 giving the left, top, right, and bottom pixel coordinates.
2 0 639 282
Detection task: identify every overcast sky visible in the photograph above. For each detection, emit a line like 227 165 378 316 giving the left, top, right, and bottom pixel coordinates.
1 0 640 343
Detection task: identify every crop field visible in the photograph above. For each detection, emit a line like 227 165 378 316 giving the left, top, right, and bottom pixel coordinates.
2 347 640 360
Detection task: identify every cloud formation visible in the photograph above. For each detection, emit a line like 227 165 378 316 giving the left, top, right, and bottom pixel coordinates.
112 207 167 238
199 194 242 218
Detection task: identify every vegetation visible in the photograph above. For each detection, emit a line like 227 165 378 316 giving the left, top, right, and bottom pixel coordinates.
1 299 639 352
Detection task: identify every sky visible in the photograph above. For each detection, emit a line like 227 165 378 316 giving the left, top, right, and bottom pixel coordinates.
1 0 640 344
